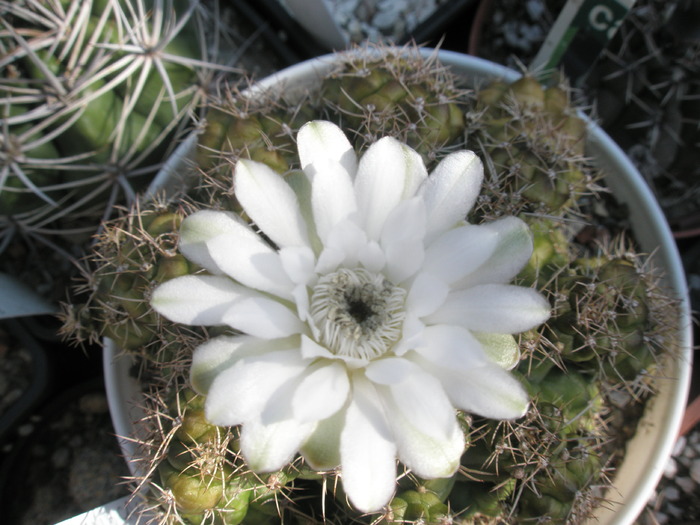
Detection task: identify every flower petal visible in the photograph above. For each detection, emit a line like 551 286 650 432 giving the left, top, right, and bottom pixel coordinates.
457 216 534 287
382 390 464 479
393 314 426 356
205 346 306 427
297 120 358 179
316 219 367 273
311 158 358 242
405 272 449 318
151 275 247 326
380 197 426 245
354 137 419 240
433 362 530 420
370 358 455 440
206 229 294 300
279 246 316 286
365 356 420 385
340 375 397 512
292 284 311 324
235 159 309 248
419 151 483 239
301 409 344 470
393 416 464 480
178 210 241 274
292 361 350 423
383 240 424 285
300 335 369 368
286 169 323 253
190 335 254 394
358 240 386 273
222 296 305 339
412 325 488 371
240 417 315 472
399 144 429 199
427 284 551 334
381 197 426 283
473 332 520 370
423 224 499 285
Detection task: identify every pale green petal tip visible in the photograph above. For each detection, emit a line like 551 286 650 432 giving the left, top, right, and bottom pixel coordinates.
492 219 533 260
179 212 222 244
189 362 214 395
504 383 530 419
149 281 178 314
474 332 521 370
301 410 344 470
301 443 341 471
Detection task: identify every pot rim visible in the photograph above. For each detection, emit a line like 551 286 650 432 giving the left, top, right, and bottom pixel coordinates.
103 48 693 524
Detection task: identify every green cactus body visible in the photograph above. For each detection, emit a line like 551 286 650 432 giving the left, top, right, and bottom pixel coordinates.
389 489 449 523
82 205 201 364
471 76 594 218
542 256 657 381
197 105 318 181
321 55 466 159
518 217 571 287
153 391 299 525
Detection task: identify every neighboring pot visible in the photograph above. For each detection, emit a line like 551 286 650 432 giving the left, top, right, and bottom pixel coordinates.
103 49 693 524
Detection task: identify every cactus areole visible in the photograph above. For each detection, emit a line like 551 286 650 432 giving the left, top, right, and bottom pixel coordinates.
150 120 551 512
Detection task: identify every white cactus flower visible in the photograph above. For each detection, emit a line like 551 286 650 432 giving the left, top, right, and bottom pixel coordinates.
151 120 551 513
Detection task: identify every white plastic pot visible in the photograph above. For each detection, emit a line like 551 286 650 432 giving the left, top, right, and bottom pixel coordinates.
104 49 693 524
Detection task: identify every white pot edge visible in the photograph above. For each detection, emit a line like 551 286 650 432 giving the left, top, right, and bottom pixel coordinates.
103 49 693 523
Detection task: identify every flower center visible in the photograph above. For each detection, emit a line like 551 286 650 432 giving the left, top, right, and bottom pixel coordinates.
309 268 407 360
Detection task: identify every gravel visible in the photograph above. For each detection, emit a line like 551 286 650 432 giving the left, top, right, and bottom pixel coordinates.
640 428 700 524
323 0 453 43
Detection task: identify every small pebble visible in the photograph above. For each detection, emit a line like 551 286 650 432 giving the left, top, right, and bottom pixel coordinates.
51 447 71 469
663 457 678 478
666 502 684 518
608 389 633 409
654 512 669 524
5 388 23 406
688 430 700 446
79 393 109 414
678 453 691 468
525 0 545 19
675 476 696 495
17 423 34 437
690 459 700 484
663 485 680 501
325 0 450 43
672 436 687 457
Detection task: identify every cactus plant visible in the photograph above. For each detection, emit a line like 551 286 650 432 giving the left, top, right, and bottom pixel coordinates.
468 74 596 219
581 0 700 233
61 46 685 524
0 0 271 300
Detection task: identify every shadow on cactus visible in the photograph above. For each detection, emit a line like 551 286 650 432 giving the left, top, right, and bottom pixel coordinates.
61 45 684 524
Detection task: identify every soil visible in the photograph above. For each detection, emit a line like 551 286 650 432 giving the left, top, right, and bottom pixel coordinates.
0 320 130 524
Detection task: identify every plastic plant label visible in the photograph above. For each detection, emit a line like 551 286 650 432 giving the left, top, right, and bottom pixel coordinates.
0 272 55 319
54 496 137 525
532 0 636 83
279 0 348 50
